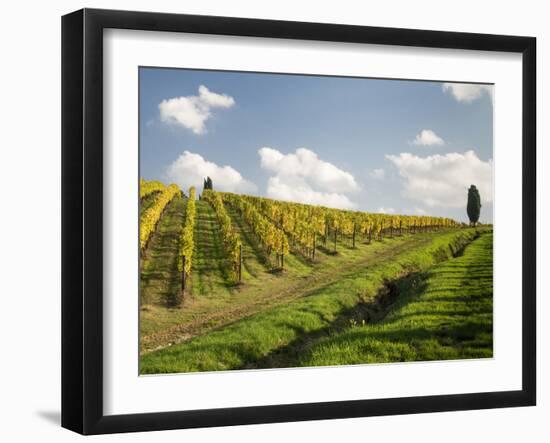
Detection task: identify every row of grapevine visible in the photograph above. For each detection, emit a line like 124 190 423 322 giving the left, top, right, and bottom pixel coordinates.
221 193 289 268
202 190 242 282
139 183 180 253
353 212 458 242
139 178 165 200
178 187 196 292
232 195 326 258
224 194 459 257
222 195 318 258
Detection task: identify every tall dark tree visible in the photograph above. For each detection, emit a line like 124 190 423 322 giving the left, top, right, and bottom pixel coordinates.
467 184 481 226
203 176 213 191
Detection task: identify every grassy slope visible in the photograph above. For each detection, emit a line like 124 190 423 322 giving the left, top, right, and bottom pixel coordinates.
190 200 234 296
140 223 465 353
296 230 493 367
139 194 186 341
140 228 483 373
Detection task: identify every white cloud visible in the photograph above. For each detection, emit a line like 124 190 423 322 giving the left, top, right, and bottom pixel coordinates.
403 207 428 215
258 147 359 209
166 151 256 193
412 129 445 146
266 176 356 209
259 147 359 193
159 85 235 134
377 207 395 214
386 150 493 208
196 85 235 108
369 168 385 179
442 83 493 103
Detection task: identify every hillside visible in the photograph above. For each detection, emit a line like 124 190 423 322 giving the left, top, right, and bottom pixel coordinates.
138 180 492 372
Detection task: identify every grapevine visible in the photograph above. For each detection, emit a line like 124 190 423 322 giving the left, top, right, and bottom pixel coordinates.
221 192 289 267
139 183 180 252
202 190 242 281
140 178 165 200
178 187 196 280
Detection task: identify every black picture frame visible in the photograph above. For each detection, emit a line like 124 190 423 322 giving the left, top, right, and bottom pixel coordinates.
61 8 536 435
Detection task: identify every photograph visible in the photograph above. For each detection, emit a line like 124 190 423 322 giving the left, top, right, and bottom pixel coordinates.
138 68 494 375
1 0 544 439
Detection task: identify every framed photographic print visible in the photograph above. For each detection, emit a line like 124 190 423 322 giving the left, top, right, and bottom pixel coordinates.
61 8 536 435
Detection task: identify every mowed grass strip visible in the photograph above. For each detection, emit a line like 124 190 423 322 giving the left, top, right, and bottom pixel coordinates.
140 194 186 308
296 230 493 367
190 200 234 297
140 229 481 374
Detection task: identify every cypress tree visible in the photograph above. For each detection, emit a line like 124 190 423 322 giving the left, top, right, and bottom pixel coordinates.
203 176 213 191
467 184 481 226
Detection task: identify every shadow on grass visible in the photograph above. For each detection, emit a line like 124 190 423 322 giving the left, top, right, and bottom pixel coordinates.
246 233 493 369
225 205 272 275
141 230 493 373
192 201 236 296
243 270 430 369
140 196 185 308
316 244 338 256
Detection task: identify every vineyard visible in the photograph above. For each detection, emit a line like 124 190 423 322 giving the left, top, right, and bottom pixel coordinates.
139 179 493 373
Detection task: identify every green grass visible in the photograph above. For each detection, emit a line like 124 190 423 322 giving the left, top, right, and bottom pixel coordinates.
140 233 468 353
295 230 493 367
139 194 186 308
190 200 234 296
141 198 466 353
225 205 275 277
225 203 327 277
140 228 487 373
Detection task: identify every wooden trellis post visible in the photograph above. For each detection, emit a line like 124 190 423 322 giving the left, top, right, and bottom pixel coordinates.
181 255 186 293
239 244 243 282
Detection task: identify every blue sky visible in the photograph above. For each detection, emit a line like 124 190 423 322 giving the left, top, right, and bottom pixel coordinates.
140 67 493 223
